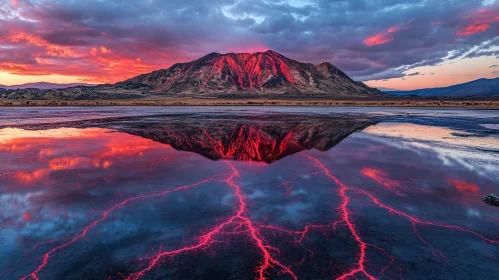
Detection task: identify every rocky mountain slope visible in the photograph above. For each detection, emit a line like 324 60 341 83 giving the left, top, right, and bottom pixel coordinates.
120 50 383 96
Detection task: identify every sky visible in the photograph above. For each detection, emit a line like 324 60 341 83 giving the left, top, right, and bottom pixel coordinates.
0 0 498 90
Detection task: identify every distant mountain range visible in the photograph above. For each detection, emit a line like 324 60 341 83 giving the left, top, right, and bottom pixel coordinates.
386 78 499 97
120 50 383 96
0 82 93 90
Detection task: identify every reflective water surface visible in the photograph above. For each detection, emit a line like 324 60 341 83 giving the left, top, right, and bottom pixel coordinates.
0 108 498 280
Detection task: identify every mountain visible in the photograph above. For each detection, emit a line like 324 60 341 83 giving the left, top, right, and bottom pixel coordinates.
120 50 383 96
0 82 94 90
386 78 499 97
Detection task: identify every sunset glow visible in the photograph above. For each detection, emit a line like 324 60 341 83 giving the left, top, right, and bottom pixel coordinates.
0 0 498 89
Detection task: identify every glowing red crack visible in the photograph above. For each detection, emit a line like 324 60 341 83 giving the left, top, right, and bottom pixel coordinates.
306 154 499 280
20 177 218 280
124 161 297 280
305 154 377 280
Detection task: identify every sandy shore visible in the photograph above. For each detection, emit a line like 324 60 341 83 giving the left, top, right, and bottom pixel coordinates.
1 98 499 107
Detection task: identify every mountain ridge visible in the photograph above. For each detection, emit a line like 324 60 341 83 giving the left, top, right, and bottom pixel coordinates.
0 82 94 90
386 78 499 97
119 50 383 96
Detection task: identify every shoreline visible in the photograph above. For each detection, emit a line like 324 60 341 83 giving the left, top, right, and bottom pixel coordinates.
0 99 499 108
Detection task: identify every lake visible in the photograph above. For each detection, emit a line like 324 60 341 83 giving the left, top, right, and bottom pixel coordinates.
1 107 498 280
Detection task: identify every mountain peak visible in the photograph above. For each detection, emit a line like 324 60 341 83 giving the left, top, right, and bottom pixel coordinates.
219 49 277 56
121 51 383 96
316 62 333 67
316 62 341 71
263 49 277 54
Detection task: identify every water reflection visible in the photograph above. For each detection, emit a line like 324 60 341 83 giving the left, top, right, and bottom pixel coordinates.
113 115 376 163
0 117 498 280
360 122 499 181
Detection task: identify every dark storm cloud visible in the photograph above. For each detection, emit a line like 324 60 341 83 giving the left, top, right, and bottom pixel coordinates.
0 0 498 82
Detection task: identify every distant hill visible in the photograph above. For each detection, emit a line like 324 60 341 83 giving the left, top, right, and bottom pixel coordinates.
386 78 499 97
0 82 94 90
120 50 383 96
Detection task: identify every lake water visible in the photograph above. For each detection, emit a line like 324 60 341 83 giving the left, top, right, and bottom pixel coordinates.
1 107 498 280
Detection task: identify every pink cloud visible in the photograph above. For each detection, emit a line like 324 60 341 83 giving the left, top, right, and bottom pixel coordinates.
456 8 499 36
364 26 402 46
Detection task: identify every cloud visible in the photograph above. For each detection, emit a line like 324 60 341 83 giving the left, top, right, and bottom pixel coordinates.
456 8 499 36
490 65 498 68
364 26 402 46
0 0 498 83
406 72 421 76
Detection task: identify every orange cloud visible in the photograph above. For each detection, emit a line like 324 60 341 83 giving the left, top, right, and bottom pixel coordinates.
457 24 491 36
99 137 164 158
456 9 499 36
100 46 110 54
0 143 31 152
7 128 170 184
102 160 111 169
15 169 49 183
446 179 479 192
364 26 401 46
93 159 112 169
15 157 81 183
39 148 55 157
9 33 74 57
3 128 167 184
0 31 166 83
387 26 401 33
48 157 80 170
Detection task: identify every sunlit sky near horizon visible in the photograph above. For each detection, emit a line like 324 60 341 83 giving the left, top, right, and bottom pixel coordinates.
1 0 498 90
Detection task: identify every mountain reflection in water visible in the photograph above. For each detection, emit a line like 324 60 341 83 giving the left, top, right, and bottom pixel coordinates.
13 114 377 163
109 114 377 163
1 114 498 280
